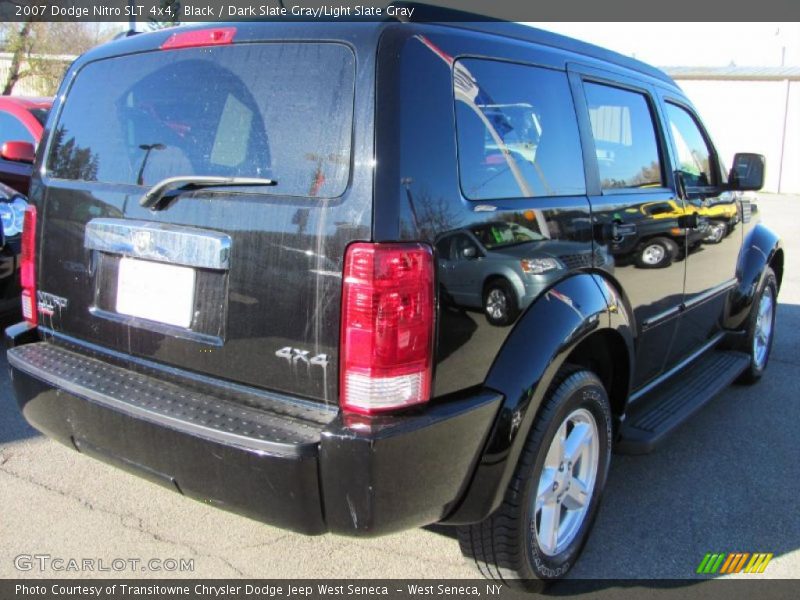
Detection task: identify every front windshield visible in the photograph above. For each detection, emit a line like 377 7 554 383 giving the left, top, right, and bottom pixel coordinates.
471 222 545 249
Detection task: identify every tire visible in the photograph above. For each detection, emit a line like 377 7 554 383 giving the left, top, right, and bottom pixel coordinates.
483 279 519 326
736 267 777 384
704 221 728 244
457 368 613 591
634 237 677 269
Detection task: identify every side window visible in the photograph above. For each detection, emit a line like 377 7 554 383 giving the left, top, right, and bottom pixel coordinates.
583 82 664 190
435 237 452 260
454 59 585 200
0 112 34 145
451 234 478 261
665 103 716 188
645 202 673 216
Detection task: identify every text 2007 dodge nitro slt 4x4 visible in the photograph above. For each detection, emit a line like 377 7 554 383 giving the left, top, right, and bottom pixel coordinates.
7 15 781 590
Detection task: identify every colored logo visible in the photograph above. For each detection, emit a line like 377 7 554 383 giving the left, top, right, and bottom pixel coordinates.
697 552 773 574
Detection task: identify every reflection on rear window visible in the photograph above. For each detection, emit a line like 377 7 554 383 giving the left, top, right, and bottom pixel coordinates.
453 58 585 200
47 43 355 198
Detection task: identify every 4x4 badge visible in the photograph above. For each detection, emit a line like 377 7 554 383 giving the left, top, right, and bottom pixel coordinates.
275 346 328 368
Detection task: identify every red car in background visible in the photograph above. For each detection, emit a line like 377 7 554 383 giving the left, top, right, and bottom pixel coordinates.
0 97 50 316
0 96 51 196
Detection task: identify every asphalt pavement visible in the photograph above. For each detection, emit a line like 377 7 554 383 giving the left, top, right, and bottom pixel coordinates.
1 195 798 585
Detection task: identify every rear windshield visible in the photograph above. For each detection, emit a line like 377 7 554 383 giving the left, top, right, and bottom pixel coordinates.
47 43 355 198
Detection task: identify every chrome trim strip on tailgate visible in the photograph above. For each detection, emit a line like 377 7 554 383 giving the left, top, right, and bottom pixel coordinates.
84 218 231 270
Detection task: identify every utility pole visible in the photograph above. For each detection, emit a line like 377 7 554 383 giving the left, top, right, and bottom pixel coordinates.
777 78 790 194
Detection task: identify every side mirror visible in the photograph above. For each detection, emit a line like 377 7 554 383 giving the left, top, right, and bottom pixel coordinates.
462 246 478 259
1 141 35 164
728 153 765 191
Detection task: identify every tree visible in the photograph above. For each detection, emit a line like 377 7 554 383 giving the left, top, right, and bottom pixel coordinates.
1 20 34 95
0 22 111 95
49 125 100 180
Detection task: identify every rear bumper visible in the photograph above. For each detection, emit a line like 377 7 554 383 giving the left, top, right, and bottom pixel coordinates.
6 326 502 537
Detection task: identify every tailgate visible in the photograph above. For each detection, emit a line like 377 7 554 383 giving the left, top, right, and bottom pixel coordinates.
36 34 370 405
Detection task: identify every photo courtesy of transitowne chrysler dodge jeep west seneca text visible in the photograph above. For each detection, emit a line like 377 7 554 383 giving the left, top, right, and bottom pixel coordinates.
6 11 781 591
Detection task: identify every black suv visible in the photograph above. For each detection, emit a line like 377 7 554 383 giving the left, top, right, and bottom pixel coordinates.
6 18 781 589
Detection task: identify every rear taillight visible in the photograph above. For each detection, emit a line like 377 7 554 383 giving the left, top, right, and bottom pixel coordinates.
340 242 435 414
20 205 37 326
160 27 236 50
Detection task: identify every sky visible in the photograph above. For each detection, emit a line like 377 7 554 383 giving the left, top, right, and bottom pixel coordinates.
530 23 800 68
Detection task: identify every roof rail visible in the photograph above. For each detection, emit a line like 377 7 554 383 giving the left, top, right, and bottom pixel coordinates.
389 2 675 86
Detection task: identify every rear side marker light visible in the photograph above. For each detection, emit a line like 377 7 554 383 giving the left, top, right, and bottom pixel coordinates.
20 205 37 326
340 243 435 414
161 27 236 50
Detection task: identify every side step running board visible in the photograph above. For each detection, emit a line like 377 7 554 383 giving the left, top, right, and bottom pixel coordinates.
617 350 750 455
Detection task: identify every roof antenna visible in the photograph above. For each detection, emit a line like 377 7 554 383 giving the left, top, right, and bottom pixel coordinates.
127 0 137 35
392 1 412 22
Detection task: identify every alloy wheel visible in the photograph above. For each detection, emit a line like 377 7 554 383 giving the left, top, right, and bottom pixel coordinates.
707 222 726 243
753 286 774 369
533 408 600 557
641 244 665 266
486 288 507 320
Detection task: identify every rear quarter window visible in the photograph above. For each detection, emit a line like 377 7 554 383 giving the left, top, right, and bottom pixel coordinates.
47 43 355 199
453 59 585 200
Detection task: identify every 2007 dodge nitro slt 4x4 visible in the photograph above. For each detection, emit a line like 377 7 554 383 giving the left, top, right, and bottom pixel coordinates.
7 16 781 590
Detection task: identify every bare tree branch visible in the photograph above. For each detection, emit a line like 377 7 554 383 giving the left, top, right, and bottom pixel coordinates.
1 22 101 95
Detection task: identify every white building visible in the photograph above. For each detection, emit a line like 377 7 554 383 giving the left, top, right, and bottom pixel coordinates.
666 66 800 194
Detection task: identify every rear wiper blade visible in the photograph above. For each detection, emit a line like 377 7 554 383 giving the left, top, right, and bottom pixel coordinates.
140 176 278 211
